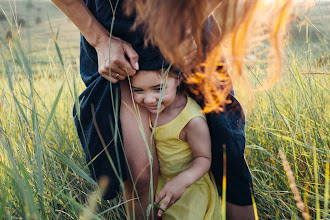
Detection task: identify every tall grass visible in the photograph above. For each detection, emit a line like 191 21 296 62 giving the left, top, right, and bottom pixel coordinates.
240 6 329 217
0 1 329 219
243 59 329 219
0 27 126 219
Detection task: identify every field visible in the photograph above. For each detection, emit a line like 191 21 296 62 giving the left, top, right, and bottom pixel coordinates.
0 0 329 219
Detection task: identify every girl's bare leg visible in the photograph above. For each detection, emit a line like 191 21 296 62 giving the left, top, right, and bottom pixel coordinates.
120 80 159 219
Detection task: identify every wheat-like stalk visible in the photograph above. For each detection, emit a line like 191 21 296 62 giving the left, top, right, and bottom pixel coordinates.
279 149 310 220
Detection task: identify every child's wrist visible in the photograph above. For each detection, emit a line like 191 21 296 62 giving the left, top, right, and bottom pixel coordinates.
178 172 194 188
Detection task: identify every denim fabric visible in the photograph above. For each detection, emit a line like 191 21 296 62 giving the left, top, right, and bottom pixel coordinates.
74 0 253 205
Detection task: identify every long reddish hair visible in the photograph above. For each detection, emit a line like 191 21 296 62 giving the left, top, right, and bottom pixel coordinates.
125 0 298 112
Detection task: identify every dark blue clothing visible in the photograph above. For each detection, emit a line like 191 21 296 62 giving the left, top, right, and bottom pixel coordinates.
207 95 253 206
80 0 169 87
74 0 253 206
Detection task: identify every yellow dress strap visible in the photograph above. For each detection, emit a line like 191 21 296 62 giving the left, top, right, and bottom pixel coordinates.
173 97 205 135
153 97 206 141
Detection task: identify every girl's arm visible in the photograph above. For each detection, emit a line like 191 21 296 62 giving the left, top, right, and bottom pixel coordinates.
51 0 139 82
154 116 212 217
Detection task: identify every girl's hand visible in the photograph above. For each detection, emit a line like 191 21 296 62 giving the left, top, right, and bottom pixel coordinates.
95 35 139 83
154 177 188 218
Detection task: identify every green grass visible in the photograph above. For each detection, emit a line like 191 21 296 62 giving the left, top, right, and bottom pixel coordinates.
0 0 329 219
239 3 330 218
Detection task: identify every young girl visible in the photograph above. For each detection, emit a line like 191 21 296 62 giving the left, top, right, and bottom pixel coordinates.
131 70 221 219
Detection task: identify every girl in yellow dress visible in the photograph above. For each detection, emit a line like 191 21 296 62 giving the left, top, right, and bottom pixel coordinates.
131 69 221 220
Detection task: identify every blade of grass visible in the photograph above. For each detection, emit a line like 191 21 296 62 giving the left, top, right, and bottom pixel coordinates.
313 147 320 220
323 162 329 219
48 147 97 186
221 144 226 220
41 81 64 139
0 184 8 218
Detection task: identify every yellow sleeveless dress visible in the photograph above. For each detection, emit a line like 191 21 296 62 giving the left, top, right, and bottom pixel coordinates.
152 97 221 220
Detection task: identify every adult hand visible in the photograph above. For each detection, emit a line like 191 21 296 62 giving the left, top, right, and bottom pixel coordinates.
95 35 139 83
154 177 188 218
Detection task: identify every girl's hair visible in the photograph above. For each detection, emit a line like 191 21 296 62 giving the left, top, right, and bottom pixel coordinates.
124 0 298 112
158 69 187 94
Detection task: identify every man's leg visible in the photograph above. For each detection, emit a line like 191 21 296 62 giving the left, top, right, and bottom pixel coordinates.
120 80 159 220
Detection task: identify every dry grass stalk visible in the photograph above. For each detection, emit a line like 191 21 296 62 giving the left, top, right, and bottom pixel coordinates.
278 149 310 220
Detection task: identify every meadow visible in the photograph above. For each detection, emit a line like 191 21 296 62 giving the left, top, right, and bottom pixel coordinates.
0 0 329 219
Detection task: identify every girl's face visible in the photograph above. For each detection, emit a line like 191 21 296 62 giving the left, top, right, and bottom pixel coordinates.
131 70 180 114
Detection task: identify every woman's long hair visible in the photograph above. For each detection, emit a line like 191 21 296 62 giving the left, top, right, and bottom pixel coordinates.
125 0 298 113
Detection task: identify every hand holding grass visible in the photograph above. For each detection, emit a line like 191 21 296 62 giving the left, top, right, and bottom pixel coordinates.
154 175 189 217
